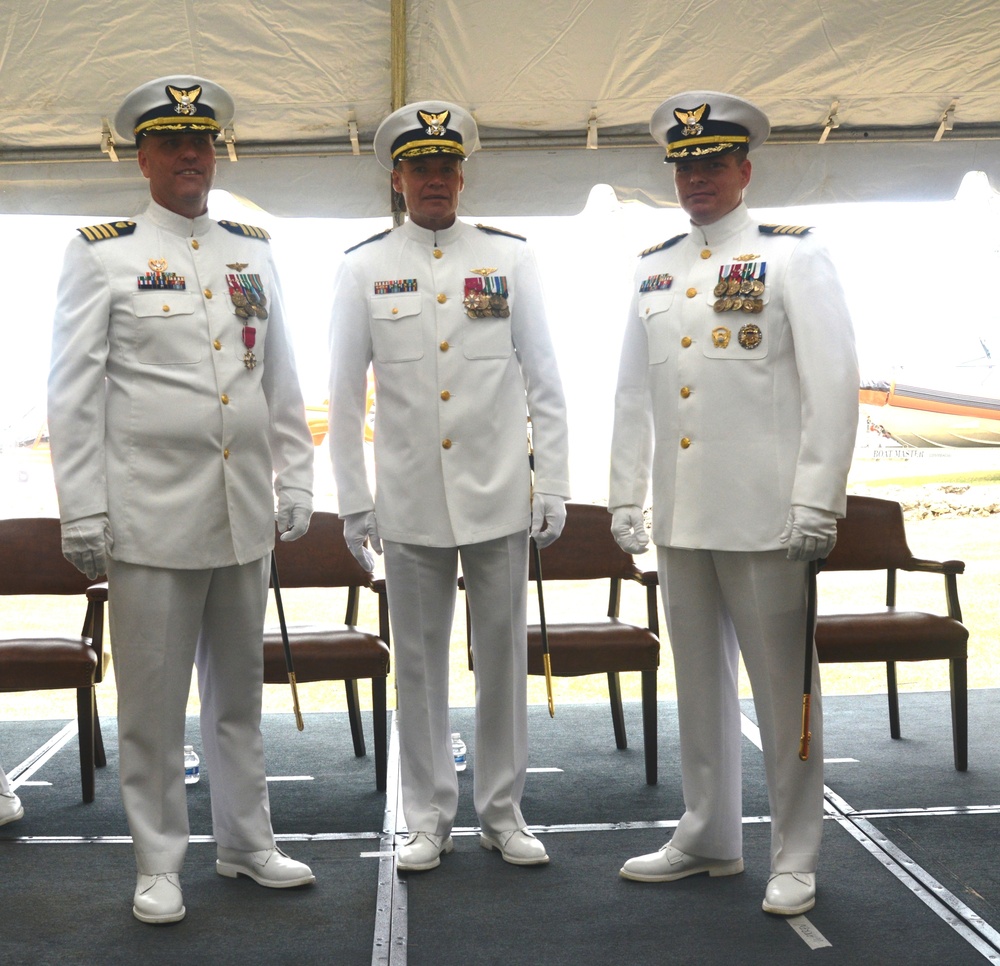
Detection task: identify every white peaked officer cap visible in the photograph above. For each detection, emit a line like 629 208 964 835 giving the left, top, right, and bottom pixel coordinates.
650 90 770 162
373 101 479 171
114 75 235 144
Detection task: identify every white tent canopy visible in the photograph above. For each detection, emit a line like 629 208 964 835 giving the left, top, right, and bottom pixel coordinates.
2 0 1000 217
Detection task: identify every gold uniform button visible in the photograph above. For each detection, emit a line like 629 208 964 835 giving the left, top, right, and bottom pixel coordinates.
191 240 200 250
681 336 692 348
680 437 691 449
437 293 447 304
440 390 451 401
442 438 452 449
223 448 230 460
700 249 711 259
204 288 213 299
221 394 229 405
391 307 399 315
680 386 691 398
439 341 450 352
213 340 222 350
686 287 697 298
433 248 443 259
162 304 170 312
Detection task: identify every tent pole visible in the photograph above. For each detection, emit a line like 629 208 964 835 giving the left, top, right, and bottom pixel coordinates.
390 0 407 226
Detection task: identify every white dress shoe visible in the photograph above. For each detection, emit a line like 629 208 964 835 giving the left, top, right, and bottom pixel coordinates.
480 828 549 866
216 846 316 888
397 831 454 872
762 872 816 915
620 842 744 882
133 873 185 924
0 791 24 827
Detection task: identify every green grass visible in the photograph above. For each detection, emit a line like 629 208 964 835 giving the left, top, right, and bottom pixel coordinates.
861 469 1000 488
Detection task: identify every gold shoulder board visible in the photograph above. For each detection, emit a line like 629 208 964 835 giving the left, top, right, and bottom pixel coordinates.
219 220 271 241
76 221 137 242
758 224 814 236
475 224 527 241
639 233 687 257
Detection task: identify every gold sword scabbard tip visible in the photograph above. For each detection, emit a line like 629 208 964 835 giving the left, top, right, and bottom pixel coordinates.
798 694 811 760
289 671 305 731
543 653 555 717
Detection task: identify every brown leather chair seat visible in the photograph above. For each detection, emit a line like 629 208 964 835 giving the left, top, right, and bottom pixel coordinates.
814 495 969 771
0 518 108 802
264 514 391 791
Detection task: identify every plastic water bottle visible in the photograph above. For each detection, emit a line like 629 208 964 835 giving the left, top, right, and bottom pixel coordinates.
184 745 200 785
451 733 467 772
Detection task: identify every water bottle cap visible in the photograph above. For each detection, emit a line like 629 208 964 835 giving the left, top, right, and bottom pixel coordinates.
184 745 194 752
451 733 460 739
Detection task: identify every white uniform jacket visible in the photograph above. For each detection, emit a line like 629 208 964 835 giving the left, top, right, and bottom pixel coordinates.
329 218 570 547
610 203 858 550
48 201 314 570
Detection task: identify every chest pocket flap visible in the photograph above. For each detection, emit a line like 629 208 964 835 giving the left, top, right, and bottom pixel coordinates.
370 292 423 362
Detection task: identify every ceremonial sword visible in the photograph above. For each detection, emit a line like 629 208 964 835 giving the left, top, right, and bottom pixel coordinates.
798 558 819 760
271 552 305 731
528 431 555 718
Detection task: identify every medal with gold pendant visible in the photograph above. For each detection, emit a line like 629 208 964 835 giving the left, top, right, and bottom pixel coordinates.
464 267 509 318
226 273 267 369
242 325 257 370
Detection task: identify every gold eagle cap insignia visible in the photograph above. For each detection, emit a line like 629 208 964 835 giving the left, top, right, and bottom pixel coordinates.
418 110 450 136
167 84 202 116
674 103 708 136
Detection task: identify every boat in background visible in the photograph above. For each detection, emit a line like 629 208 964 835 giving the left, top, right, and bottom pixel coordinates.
860 358 1000 448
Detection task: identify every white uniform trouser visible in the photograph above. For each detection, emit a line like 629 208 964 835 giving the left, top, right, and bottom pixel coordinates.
107 557 275 874
383 532 529 838
659 547 823 874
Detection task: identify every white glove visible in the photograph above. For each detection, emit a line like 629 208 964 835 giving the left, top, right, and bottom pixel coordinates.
61 513 111 579
779 504 838 561
530 493 566 549
343 510 381 571
610 505 650 555
276 493 312 542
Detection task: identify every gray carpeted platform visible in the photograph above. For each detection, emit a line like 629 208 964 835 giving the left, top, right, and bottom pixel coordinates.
1 689 999 965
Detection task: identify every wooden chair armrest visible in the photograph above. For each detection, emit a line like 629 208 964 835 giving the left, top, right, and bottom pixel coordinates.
370 578 390 646
906 557 965 576
82 583 108 681
626 570 660 636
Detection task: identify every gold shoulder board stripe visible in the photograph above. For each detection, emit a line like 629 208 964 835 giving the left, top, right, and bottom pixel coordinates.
639 233 687 257
219 220 271 241
76 221 137 242
344 227 393 254
475 223 527 241
758 224 814 236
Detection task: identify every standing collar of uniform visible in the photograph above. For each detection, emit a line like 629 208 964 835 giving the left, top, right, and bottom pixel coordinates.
400 217 465 247
690 202 752 247
145 199 214 238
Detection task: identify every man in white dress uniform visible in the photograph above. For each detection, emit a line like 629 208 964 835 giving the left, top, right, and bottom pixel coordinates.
48 76 316 923
328 101 570 871
609 91 858 915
